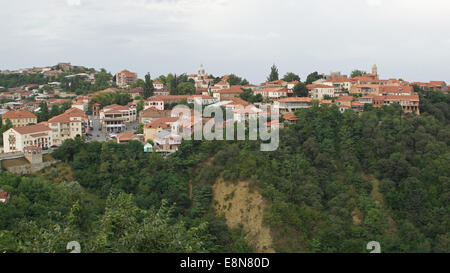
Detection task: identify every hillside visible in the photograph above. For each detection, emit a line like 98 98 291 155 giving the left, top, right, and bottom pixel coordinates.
0 89 449 253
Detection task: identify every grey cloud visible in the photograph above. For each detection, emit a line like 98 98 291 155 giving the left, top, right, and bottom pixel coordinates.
0 0 449 83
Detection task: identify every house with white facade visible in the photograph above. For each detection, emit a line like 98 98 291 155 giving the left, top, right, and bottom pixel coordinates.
3 124 53 153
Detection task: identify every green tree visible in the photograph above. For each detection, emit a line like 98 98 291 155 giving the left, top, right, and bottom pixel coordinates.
267 64 279 82
93 70 113 91
282 72 300 82
351 70 367 78
176 82 196 95
143 73 155 99
293 83 309 97
305 72 323 84
227 75 249 86
37 102 50 122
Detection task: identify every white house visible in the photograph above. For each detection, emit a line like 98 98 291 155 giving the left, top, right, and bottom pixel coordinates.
153 81 164 90
3 124 53 153
254 87 288 99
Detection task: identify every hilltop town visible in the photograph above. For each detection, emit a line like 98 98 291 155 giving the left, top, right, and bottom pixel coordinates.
0 62 449 254
0 63 448 159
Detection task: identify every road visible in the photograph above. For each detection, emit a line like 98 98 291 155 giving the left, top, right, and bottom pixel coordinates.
86 116 139 142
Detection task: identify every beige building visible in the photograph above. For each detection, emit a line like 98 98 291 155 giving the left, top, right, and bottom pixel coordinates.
48 108 88 145
2 110 37 127
100 104 137 133
307 84 337 100
3 124 53 153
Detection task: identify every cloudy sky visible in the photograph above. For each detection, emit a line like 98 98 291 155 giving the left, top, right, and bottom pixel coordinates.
0 0 449 84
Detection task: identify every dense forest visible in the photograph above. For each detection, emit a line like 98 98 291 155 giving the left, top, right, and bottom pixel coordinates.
0 89 449 253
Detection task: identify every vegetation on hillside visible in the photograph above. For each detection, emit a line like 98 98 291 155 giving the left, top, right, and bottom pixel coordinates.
0 88 449 253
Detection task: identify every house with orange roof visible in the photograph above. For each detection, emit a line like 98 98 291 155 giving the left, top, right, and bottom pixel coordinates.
116 69 138 88
323 77 355 91
274 97 312 113
143 117 180 141
283 112 299 124
153 81 164 90
307 84 337 100
1 110 37 127
358 94 377 104
351 101 365 113
0 190 10 203
115 132 143 144
213 81 231 90
213 86 244 101
48 108 88 145
320 99 333 105
350 84 382 96
254 87 288 99
411 81 447 92
373 95 420 115
3 124 53 153
335 96 354 112
139 108 171 124
187 95 218 105
261 80 287 88
145 95 191 111
380 85 414 96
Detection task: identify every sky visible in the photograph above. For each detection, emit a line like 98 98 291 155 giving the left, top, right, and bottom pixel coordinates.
0 0 449 84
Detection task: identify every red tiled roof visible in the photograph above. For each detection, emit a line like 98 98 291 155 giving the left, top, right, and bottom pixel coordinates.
13 124 51 135
336 96 354 102
216 86 244 94
283 112 299 121
144 117 179 129
2 110 36 119
116 132 139 141
307 84 335 90
381 95 420 101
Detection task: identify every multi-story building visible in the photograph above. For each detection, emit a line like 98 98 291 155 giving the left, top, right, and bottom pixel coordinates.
187 95 218 105
380 85 414 96
373 95 420 115
274 97 312 114
323 77 355 92
143 117 179 141
145 95 191 111
213 86 244 101
116 70 138 88
253 87 288 99
1 110 37 127
307 84 337 100
153 130 182 152
48 108 88 145
350 84 382 96
410 81 447 92
3 124 53 153
100 104 137 133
